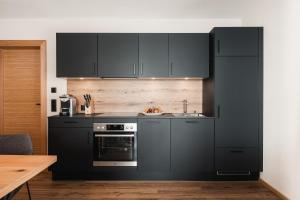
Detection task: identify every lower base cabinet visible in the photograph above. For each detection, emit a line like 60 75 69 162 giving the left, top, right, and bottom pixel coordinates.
48 127 93 172
48 117 259 180
171 119 214 178
137 119 170 172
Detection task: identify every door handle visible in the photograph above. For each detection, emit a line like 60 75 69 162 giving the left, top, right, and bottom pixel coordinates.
35 103 41 106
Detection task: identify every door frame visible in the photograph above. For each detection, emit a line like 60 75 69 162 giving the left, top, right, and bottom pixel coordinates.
0 40 47 154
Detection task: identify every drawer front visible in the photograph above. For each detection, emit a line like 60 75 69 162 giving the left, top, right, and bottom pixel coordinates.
215 147 259 173
49 118 93 128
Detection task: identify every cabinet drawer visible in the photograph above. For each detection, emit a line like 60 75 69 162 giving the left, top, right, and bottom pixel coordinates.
49 118 93 128
215 147 259 173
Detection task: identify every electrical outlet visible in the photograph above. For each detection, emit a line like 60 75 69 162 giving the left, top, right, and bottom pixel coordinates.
81 105 85 111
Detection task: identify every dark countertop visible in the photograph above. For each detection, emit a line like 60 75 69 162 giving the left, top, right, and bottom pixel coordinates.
48 112 215 119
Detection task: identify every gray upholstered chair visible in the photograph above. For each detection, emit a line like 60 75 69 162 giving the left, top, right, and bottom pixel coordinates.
0 134 33 200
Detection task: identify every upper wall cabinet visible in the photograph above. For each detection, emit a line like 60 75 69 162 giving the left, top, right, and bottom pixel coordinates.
56 33 209 78
56 33 98 77
98 33 139 78
213 27 259 56
139 34 169 77
169 33 209 78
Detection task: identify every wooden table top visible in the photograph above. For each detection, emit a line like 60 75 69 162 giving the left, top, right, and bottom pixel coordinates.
0 155 57 199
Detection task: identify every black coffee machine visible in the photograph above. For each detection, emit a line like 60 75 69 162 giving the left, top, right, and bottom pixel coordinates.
59 94 77 116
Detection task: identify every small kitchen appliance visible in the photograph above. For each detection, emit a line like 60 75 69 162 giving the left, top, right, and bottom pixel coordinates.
59 94 77 116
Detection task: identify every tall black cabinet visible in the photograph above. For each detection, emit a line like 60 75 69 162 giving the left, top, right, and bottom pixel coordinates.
204 27 263 176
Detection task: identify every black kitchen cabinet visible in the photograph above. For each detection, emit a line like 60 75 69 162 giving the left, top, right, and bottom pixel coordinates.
171 119 214 178
214 57 259 147
169 33 209 77
213 27 260 56
205 27 263 174
56 33 98 77
215 147 259 173
139 34 169 77
99 33 139 77
48 118 93 172
137 119 170 172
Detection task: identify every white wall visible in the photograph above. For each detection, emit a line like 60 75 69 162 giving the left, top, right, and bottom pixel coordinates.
242 0 300 199
0 18 241 115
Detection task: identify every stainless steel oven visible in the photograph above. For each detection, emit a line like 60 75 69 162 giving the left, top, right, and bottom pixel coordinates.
93 123 137 167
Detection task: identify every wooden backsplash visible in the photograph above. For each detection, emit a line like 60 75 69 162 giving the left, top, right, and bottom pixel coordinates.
67 79 203 113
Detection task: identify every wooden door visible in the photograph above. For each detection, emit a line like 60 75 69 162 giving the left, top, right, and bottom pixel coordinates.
0 46 45 154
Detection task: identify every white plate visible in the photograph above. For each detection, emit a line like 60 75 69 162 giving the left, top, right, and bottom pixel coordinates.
142 112 163 116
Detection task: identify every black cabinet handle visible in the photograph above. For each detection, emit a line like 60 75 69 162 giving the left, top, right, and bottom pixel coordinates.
144 120 161 124
217 170 250 176
185 120 199 123
93 62 97 74
63 121 78 124
170 62 173 75
230 150 245 153
35 103 41 106
217 105 220 119
87 131 91 144
217 40 220 54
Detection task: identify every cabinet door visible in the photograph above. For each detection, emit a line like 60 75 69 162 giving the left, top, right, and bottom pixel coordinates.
215 57 259 147
48 127 93 172
99 33 138 77
214 28 259 56
139 34 169 77
169 33 209 77
171 119 214 177
137 119 170 172
56 33 98 77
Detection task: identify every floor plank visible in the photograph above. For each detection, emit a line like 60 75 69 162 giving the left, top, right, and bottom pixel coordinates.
13 171 280 200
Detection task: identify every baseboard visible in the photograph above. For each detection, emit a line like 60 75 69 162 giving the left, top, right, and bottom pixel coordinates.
259 178 289 200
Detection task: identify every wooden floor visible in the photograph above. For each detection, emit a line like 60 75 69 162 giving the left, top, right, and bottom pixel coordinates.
13 172 280 200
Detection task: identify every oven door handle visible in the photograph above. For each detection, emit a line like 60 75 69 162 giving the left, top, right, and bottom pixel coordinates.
94 134 135 138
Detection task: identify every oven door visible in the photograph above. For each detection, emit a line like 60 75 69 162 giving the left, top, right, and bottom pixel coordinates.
93 132 137 166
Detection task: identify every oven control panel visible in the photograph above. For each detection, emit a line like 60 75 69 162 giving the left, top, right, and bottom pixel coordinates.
93 123 137 132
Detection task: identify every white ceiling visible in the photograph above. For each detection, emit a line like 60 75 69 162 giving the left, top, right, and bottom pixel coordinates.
0 0 261 19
